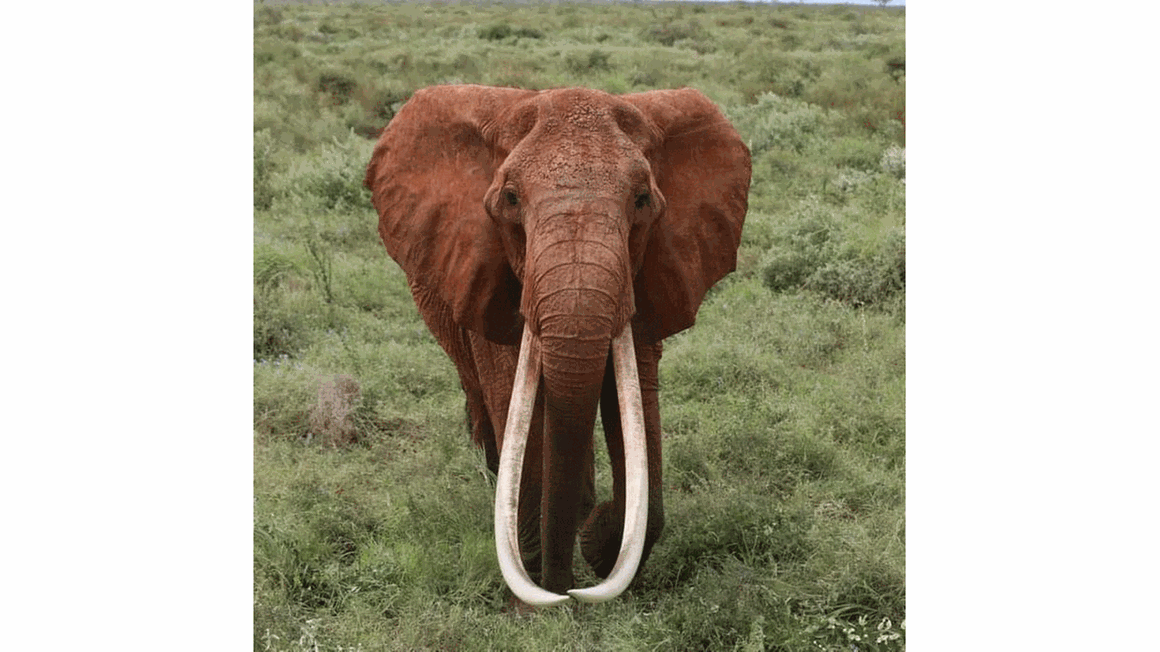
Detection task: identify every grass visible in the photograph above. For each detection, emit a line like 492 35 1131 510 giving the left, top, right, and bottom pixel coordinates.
254 2 904 650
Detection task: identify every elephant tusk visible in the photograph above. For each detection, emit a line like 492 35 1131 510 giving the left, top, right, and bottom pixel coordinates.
494 324 571 607
567 325 649 604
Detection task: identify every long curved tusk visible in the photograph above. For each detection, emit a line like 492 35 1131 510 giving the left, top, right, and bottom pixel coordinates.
567 325 649 604
494 324 571 607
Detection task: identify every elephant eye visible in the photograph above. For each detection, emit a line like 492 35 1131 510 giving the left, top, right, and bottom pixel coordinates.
635 192 651 209
504 190 519 207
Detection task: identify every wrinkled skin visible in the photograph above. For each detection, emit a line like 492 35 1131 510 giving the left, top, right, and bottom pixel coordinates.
365 85 750 597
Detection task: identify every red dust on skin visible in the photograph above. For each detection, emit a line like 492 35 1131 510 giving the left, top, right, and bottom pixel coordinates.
365 84 751 600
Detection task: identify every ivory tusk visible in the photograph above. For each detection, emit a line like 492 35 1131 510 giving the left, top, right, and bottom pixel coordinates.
494 324 571 607
567 325 649 604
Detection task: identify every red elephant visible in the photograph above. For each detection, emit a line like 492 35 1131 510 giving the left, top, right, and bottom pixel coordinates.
365 85 751 606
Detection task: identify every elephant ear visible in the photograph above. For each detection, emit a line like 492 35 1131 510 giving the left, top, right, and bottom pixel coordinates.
623 89 752 343
364 85 537 346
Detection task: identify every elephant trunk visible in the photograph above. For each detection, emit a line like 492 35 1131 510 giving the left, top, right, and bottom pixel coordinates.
521 204 635 348
536 312 608 595
528 207 631 595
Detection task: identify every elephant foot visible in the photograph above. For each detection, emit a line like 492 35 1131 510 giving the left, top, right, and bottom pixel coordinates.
578 501 622 579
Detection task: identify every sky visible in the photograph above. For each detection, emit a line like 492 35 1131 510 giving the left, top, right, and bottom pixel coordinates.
704 0 905 4
769 0 903 4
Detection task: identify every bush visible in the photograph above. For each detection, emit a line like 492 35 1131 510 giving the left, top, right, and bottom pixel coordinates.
885 55 905 81
254 129 276 210
478 22 543 41
308 374 363 446
880 144 905 179
804 227 904 307
255 5 283 27
834 168 875 195
759 198 904 308
564 49 612 74
829 136 883 171
254 40 300 66
254 248 301 293
804 55 905 135
253 284 317 360
641 18 713 52
738 50 823 100
759 200 840 292
282 139 373 212
316 72 357 104
727 92 831 154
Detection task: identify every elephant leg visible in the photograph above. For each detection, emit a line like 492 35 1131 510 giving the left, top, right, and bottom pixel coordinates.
468 332 546 584
464 382 499 474
407 285 501 473
579 354 624 579
580 337 665 580
579 434 597 540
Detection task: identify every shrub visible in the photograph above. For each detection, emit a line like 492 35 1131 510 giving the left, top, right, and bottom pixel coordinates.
253 292 313 360
347 85 413 139
762 249 818 294
834 169 875 195
316 72 357 105
641 18 711 51
629 68 657 87
478 23 510 40
829 136 883 171
254 5 283 27
759 199 841 292
283 139 374 212
254 40 300 66
802 227 904 307
739 50 823 100
727 92 830 154
254 249 301 293
564 49 612 74
804 55 905 134
478 22 543 41
308 374 363 446
759 198 905 308
254 129 276 210
880 145 905 179
885 55 905 81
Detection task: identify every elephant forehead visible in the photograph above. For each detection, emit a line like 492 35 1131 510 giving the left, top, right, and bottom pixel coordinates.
501 89 652 189
540 139 615 185
542 87 611 127
558 98 605 130
526 125 645 189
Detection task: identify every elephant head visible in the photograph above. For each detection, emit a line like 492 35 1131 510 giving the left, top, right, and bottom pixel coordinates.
365 85 750 605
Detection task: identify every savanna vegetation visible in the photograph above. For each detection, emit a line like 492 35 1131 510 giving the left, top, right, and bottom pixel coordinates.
254 1 904 650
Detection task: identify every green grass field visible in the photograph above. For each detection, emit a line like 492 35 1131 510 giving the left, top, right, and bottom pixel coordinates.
253 2 904 649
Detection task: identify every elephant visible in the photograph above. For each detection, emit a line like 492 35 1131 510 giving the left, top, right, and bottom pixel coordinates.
364 84 751 606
